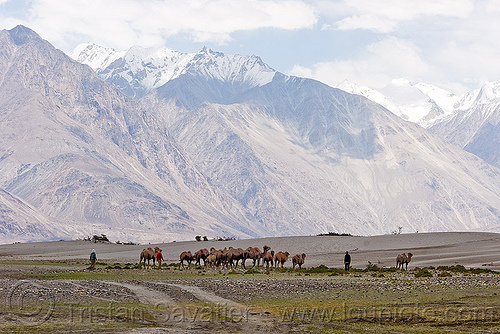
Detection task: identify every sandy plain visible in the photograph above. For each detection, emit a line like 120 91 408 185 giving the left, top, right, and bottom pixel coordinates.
0 232 499 333
1 231 498 270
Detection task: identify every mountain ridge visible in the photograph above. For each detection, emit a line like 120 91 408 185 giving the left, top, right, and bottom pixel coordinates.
0 25 266 243
2 25 500 243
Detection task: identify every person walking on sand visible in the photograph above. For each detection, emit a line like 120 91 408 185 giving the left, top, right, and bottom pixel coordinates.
90 249 97 270
156 249 164 268
344 251 351 271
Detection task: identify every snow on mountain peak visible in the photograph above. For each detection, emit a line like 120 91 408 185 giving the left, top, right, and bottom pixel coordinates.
449 81 500 112
69 43 123 71
477 81 500 102
70 44 276 98
336 78 461 127
336 80 407 120
185 46 276 87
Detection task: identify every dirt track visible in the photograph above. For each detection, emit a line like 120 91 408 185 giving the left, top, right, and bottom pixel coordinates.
1 273 499 333
0 232 499 333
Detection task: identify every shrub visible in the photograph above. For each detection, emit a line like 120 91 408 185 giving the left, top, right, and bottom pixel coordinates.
438 271 452 277
302 265 347 275
468 267 498 275
244 268 260 275
317 232 352 236
303 265 331 273
364 263 380 272
414 269 433 278
438 265 467 273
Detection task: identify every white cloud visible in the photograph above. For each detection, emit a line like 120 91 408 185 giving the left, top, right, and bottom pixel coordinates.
334 0 474 32
290 37 432 89
20 0 317 51
434 41 500 89
3 0 500 93
290 0 500 93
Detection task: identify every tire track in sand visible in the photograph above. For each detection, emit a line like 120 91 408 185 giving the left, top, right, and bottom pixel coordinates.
103 281 175 305
157 282 245 309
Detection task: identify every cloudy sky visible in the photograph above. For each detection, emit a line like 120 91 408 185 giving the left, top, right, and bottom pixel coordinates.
1 0 499 93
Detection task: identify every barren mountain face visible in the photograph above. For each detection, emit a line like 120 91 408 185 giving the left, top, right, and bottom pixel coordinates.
1 25 500 243
0 26 261 243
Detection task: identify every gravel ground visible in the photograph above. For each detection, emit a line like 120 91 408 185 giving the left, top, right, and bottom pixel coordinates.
1 273 498 307
0 271 499 333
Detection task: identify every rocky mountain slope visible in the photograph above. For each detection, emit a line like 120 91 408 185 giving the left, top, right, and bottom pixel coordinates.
428 82 500 167
337 79 500 171
146 74 500 235
73 38 500 235
2 25 500 243
0 26 263 243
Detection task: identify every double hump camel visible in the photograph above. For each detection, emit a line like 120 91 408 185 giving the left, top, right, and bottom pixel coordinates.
396 252 413 270
139 246 160 269
177 245 307 271
292 253 306 269
274 251 290 268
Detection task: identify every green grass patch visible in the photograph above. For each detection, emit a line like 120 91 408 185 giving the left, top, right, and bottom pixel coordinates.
245 280 500 333
0 300 158 333
436 265 499 275
414 268 433 277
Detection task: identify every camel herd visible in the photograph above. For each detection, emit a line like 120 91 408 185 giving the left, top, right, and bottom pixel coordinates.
178 245 304 270
139 245 414 271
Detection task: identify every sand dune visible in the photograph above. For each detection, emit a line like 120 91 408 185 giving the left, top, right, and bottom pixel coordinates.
0 232 498 270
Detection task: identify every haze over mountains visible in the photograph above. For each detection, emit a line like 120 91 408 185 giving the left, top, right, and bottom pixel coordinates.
337 79 500 169
2 25 500 244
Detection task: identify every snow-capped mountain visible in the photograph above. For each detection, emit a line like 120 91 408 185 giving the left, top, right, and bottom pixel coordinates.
150 74 500 236
70 43 195 98
71 43 275 100
336 79 458 127
3 25 500 243
429 82 500 167
336 80 407 120
337 78 500 170
0 26 265 243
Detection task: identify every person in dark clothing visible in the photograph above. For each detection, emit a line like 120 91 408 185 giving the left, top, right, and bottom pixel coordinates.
90 249 97 270
344 251 351 271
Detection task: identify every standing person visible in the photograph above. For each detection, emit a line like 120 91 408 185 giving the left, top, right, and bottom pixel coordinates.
156 249 164 268
90 249 97 270
344 251 351 271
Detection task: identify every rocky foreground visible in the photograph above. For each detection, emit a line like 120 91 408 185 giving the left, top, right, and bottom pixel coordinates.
0 267 499 333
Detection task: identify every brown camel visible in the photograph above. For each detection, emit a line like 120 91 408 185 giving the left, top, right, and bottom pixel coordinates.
262 246 274 269
195 248 210 267
243 247 263 268
226 247 247 269
139 247 156 269
205 253 217 269
396 253 413 270
215 248 227 268
292 253 306 269
274 251 290 268
180 251 195 269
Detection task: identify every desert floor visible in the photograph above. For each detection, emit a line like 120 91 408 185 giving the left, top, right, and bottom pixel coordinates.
1 231 499 270
0 232 499 334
